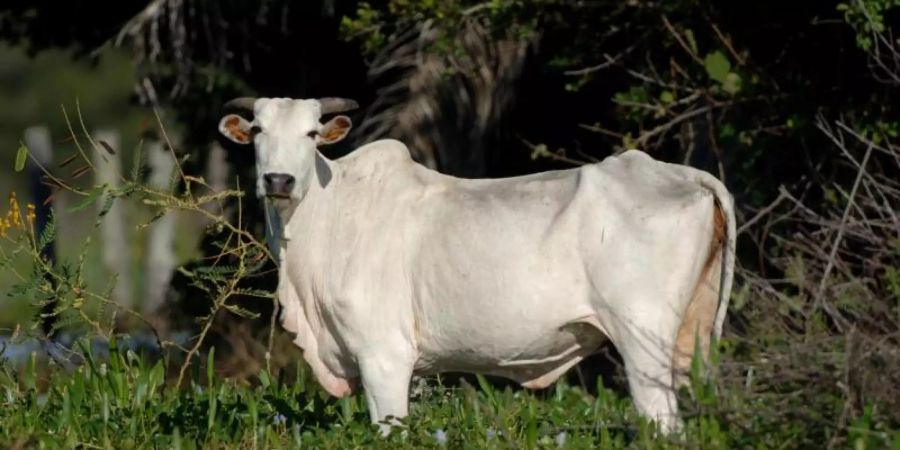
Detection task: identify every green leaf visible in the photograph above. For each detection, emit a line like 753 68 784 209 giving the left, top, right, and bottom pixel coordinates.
98 194 115 217
37 211 57 251
15 141 28 172
659 90 675 104
722 72 743 95
68 185 107 213
704 51 731 83
684 28 699 56
131 139 144 181
719 123 737 141
223 303 261 319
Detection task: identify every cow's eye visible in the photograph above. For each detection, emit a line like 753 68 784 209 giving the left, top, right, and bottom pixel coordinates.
307 130 319 139
250 125 262 135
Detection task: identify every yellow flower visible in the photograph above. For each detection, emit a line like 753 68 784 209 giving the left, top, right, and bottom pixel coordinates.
26 203 36 224
7 192 21 228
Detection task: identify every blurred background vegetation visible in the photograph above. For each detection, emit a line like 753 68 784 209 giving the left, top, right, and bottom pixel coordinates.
0 0 897 447
0 45 144 327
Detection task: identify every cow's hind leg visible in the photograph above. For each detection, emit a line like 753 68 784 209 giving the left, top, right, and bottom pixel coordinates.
617 319 681 433
358 353 415 435
673 204 726 386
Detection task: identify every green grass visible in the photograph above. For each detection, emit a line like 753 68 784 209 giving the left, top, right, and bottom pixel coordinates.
2 337 897 449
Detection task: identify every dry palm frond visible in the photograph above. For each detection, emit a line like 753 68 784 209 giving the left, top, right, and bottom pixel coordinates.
356 17 536 176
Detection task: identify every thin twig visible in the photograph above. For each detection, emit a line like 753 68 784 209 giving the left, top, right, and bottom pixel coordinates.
578 123 625 139
521 139 591 166
661 15 703 65
153 108 195 202
60 104 95 173
633 106 711 149
814 142 874 314
563 46 636 76
737 189 789 235
710 23 746 66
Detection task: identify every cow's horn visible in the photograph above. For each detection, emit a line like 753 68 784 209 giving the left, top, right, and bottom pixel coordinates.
318 97 359 114
224 97 258 111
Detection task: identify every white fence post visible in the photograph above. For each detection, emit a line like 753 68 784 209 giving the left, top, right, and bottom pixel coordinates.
92 129 133 310
142 140 178 321
23 126 57 336
205 142 230 214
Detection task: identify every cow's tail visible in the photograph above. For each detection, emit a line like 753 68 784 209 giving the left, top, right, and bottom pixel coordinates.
694 171 736 340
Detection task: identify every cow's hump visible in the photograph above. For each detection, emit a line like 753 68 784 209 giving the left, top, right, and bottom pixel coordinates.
338 139 413 166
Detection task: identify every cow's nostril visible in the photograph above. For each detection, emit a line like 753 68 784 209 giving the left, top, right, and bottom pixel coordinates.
263 173 296 196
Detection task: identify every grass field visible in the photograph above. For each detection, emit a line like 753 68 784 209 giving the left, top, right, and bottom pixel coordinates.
1 334 897 449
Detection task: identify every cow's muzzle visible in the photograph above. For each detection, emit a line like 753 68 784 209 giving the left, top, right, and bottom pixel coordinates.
263 173 296 198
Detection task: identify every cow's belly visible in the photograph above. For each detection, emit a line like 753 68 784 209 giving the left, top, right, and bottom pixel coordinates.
414 300 609 387
407 193 609 385
410 244 608 385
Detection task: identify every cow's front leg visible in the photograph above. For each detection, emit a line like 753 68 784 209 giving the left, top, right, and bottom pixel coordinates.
358 354 414 435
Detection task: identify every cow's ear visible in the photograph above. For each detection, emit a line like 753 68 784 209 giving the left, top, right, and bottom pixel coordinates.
219 114 253 144
318 115 352 145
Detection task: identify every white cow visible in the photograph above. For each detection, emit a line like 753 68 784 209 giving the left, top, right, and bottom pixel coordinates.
218 97 736 433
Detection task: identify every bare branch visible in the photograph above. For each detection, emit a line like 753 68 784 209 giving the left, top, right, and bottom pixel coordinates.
815 140 874 297
737 189 789 235
632 106 711 149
